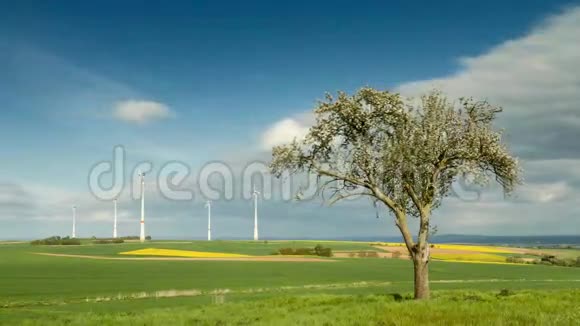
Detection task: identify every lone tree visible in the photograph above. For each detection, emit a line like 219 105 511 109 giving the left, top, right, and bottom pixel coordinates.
270 88 521 299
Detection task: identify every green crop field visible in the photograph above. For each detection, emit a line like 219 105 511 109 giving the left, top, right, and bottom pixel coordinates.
1 240 579 325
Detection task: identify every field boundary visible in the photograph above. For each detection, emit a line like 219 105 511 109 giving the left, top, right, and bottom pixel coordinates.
32 252 335 262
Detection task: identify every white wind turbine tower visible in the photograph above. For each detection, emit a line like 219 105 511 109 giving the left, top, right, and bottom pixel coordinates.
205 200 212 241
139 172 146 243
113 198 118 239
72 205 77 238
253 185 260 241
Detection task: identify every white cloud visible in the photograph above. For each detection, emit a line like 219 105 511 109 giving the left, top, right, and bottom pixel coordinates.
260 7 580 160
113 100 172 124
396 7 580 105
260 117 311 150
516 181 573 203
395 7 580 160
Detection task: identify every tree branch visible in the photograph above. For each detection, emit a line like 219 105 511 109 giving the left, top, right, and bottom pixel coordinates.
313 165 416 253
328 191 375 206
404 183 422 212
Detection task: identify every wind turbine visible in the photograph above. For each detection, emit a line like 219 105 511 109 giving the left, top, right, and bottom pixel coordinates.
253 186 260 241
139 171 146 243
205 200 212 241
113 198 118 239
72 205 77 238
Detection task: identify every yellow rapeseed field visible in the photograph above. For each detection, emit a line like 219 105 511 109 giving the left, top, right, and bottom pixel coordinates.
376 242 517 254
119 248 252 258
431 253 507 263
431 244 516 254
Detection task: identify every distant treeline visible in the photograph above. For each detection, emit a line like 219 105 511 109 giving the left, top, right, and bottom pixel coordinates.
30 236 80 246
275 244 333 257
103 236 152 240
507 255 580 268
30 235 152 246
90 235 151 241
93 239 124 244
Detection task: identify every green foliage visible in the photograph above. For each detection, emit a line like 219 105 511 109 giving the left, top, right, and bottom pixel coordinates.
497 288 514 297
30 236 81 246
278 244 333 257
314 244 333 257
113 236 152 240
93 239 125 244
532 255 580 267
270 88 522 216
278 247 310 255
506 256 526 264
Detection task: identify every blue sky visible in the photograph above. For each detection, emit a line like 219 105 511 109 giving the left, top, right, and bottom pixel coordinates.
1 1 579 239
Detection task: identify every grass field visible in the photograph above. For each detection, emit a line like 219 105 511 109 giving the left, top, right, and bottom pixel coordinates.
10 290 580 325
1 240 579 325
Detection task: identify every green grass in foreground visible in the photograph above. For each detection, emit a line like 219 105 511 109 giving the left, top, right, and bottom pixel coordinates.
2 241 580 324
10 290 580 325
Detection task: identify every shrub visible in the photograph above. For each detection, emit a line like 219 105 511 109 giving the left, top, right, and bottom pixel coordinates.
277 245 332 257
391 293 403 302
278 248 295 255
314 244 333 257
317 248 332 257
61 238 81 245
392 251 402 259
538 255 580 267
497 289 514 297
295 248 315 255
506 256 525 264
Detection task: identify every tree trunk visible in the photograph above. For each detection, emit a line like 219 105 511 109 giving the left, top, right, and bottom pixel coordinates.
413 255 430 300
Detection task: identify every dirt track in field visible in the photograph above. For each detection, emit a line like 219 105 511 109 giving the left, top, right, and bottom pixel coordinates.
32 252 335 262
373 245 499 257
373 245 549 258
333 251 394 258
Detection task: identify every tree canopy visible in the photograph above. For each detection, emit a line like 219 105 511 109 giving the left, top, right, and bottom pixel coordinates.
270 88 522 299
